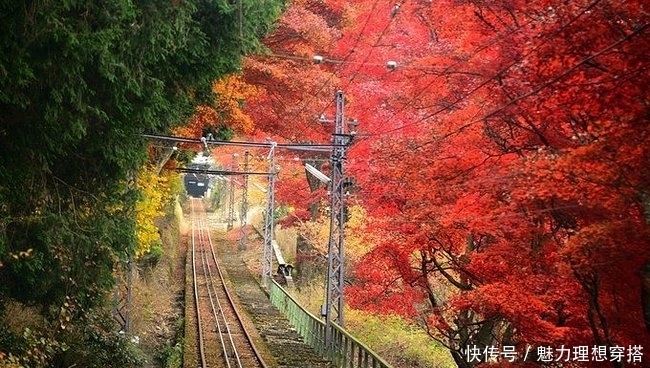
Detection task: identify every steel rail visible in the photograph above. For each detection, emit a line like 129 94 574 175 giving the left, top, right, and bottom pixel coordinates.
197 217 234 367
190 201 208 366
205 223 270 367
190 198 268 368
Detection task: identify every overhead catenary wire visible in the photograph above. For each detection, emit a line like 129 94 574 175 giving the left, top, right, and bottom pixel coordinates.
230 3 603 152
146 5 637 185
336 1 403 96
259 0 501 120
321 0 397 116
373 204 586 226
366 19 650 142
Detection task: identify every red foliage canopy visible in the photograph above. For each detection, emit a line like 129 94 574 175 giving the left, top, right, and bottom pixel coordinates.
339 0 650 364
242 0 650 365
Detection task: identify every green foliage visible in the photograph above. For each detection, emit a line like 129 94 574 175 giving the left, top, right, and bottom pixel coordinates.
138 243 164 270
158 317 185 368
0 327 69 367
0 0 285 365
57 313 147 367
174 149 198 168
1 212 128 312
345 309 455 368
204 125 235 141
0 312 146 368
274 205 292 221
157 340 184 368
208 177 227 211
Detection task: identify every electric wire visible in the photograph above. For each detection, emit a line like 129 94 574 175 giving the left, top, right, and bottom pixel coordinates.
336 1 399 93
155 4 642 213
262 0 626 142
368 18 650 142
356 0 634 138
175 168 271 176
260 0 517 122
266 0 384 123
312 0 385 117
239 2 556 143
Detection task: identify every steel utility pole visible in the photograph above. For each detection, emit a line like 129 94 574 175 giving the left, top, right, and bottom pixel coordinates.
227 153 239 230
112 255 133 334
239 151 249 251
262 143 277 287
324 90 357 347
220 177 228 220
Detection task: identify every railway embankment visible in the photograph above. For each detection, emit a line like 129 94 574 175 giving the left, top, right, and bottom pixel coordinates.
215 235 335 368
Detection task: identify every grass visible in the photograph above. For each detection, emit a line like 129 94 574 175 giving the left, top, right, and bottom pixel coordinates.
345 309 456 368
288 281 456 368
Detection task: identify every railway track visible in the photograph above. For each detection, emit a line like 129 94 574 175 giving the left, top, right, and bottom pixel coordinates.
189 198 268 368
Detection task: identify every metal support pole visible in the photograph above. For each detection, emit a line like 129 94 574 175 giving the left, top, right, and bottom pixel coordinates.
325 90 348 347
227 153 239 230
125 253 133 332
262 143 277 287
112 255 133 333
239 151 249 251
220 178 228 219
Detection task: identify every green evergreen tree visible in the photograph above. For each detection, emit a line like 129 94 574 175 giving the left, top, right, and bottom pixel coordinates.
0 0 284 365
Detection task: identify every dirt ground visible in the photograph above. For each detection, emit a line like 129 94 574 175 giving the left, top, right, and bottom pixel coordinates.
128 212 186 368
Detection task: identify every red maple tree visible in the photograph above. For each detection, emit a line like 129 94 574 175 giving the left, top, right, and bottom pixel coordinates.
233 1 650 366
339 1 650 366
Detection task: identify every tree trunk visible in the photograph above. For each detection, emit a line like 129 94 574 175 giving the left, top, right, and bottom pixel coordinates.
451 350 473 368
642 263 650 333
642 192 650 332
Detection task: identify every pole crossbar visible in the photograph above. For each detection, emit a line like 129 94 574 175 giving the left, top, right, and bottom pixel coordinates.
174 168 270 176
142 133 342 151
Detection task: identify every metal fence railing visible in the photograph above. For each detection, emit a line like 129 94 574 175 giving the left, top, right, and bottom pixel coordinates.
268 280 392 368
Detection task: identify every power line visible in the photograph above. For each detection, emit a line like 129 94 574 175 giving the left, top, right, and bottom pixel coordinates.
265 0 622 143
375 19 649 141
260 0 515 121
280 0 385 120
357 0 628 138
372 204 585 226
245 2 540 143
337 1 403 94
323 0 399 115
